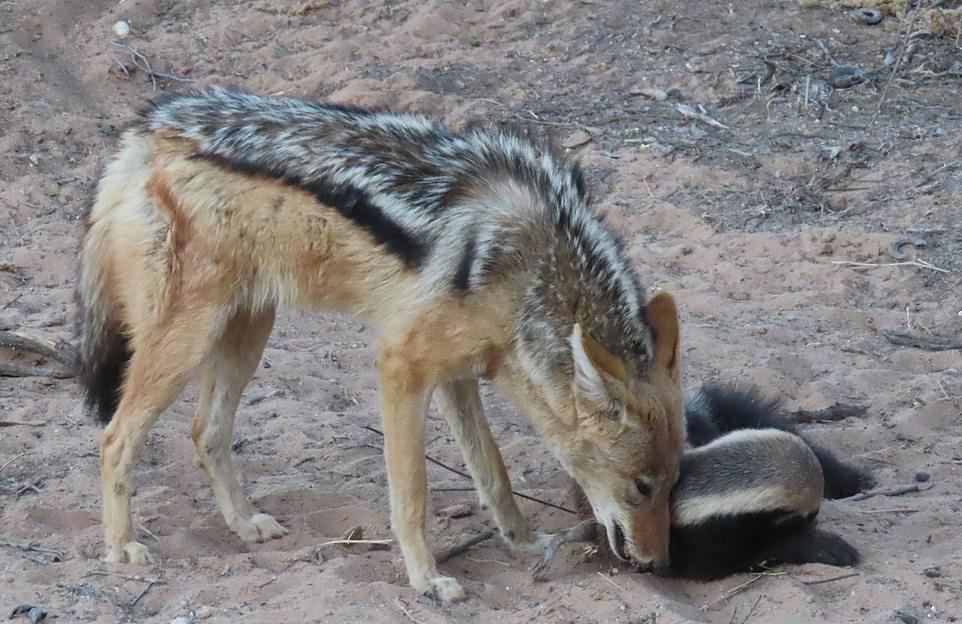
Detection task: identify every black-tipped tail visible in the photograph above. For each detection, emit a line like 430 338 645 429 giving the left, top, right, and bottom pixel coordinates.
78 322 130 424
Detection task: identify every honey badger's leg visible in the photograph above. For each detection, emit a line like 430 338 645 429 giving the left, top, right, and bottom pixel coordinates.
434 379 534 547
191 307 288 543
101 306 227 565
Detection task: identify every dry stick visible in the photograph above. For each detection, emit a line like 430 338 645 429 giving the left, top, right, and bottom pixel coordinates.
800 571 861 586
361 425 578 515
0 330 78 368
831 259 950 274
0 420 47 427
789 402 867 424
0 452 25 473
317 538 393 548
0 540 66 561
882 330 962 351
0 362 74 379
850 482 933 502
129 579 158 608
109 41 196 90
700 575 765 611
396 598 430 624
436 529 496 564
532 519 598 581
873 4 924 124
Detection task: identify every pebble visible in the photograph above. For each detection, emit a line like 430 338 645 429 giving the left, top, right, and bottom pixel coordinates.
915 471 930 483
850 8 883 25
113 20 130 39
194 606 212 619
830 65 868 89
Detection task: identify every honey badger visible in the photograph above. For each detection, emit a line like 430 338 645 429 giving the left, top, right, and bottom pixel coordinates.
569 383 874 580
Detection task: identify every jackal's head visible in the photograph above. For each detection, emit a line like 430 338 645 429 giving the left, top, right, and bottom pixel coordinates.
561 292 685 571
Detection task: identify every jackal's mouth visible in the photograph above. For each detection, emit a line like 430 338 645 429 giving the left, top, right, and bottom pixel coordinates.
611 522 629 561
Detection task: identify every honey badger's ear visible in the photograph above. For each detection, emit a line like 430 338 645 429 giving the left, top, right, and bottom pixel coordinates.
570 323 627 416
644 292 680 380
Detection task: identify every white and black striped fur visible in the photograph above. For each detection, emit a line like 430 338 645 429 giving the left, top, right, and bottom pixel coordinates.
666 384 873 580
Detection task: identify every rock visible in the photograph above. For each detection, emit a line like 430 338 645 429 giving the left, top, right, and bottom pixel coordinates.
915 471 930 483
113 20 130 38
438 503 474 519
830 65 868 89
194 606 212 620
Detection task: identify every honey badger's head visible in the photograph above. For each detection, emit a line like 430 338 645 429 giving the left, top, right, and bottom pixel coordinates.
560 293 685 571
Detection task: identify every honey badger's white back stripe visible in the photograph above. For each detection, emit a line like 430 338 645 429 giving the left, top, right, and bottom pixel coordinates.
672 486 805 525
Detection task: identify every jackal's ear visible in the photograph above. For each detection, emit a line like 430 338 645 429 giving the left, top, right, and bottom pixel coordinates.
644 292 680 380
571 323 628 417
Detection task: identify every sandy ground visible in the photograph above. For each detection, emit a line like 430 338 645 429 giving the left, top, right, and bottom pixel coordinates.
2 1 961 622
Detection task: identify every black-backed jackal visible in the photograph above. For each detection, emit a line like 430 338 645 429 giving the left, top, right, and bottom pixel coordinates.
76 88 685 601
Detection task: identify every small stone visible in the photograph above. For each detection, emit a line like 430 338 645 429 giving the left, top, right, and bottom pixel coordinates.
438 503 474 519
831 65 868 89
113 20 130 39
895 609 919 624
923 566 942 578
194 606 212 620
915 471 930 483
170 618 193 624
850 7 883 25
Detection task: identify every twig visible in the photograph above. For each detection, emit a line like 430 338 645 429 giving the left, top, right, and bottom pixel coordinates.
532 520 598 581
850 482 933 502
700 575 766 611
0 363 74 379
129 579 158 608
873 3 924 123
0 540 66 562
789 402 867 424
317 538 393 548
362 425 578 515
86 570 162 583
396 598 430 624
109 41 196 90
0 420 47 427
800 571 861 585
855 507 919 514
831 259 950 274
814 38 841 67
0 330 78 368
676 103 729 130
882 330 962 351
596 571 628 593
0 452 26 473
435 529 496 564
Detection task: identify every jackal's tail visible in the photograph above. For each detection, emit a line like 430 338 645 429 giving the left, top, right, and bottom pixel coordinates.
75 212 130 425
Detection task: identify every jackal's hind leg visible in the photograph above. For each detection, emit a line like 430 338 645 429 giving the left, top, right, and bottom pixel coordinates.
101 306 226 565
435 379 535 549
191 307 288 543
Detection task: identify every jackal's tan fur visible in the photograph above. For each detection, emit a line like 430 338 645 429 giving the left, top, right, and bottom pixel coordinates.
77 88 685 601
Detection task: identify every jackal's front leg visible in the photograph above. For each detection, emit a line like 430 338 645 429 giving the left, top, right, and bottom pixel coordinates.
376 344 466 603
435 379 535 549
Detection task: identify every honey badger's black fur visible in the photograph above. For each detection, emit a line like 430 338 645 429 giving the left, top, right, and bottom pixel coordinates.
569 383 874 580
666 384 874 580
685 384 876 499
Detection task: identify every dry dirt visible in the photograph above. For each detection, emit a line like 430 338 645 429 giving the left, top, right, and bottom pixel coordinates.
2 1 961 623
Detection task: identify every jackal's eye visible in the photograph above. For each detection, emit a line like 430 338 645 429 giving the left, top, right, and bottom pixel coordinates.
634 479 652 499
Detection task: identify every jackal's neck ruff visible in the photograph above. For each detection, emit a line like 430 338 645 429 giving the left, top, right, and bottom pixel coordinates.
139 86 660 439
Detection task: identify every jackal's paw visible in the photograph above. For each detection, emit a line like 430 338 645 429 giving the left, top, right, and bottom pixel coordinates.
234 513 289 543
103 541 156 565
502 528 551 556
423 576 466 603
